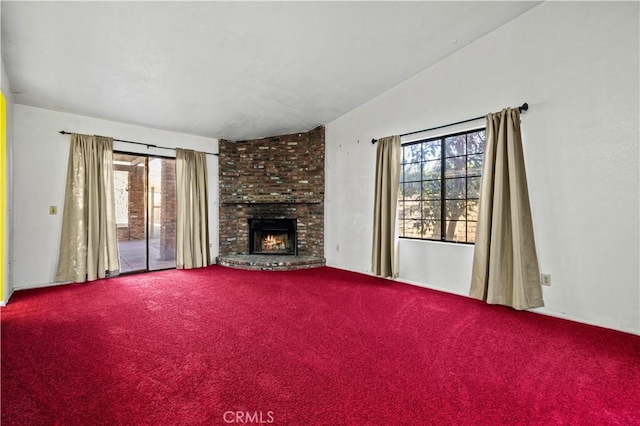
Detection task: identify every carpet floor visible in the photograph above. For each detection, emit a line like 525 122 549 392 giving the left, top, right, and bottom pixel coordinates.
2 266 639 425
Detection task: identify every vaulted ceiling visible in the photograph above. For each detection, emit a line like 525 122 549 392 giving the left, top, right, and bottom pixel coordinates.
1 1 540 140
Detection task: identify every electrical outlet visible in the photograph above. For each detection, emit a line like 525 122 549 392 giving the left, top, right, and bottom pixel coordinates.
49 205 57 215
541 273 551 286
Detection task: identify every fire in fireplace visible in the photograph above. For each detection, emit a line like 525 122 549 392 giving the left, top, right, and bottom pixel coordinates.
248 219 297 255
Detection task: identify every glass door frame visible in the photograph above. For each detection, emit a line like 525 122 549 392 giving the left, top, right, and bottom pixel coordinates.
114 150 176 275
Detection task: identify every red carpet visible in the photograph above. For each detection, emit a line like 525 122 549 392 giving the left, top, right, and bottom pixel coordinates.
2 266 639 425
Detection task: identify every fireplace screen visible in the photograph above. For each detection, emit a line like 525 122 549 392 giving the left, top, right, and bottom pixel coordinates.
249 219 297 255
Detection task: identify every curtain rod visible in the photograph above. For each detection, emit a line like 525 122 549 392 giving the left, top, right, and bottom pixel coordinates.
58 131 219 156
371 102 529 144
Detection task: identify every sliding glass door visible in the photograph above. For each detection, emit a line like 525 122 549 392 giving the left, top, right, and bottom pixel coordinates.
148 157 176 271
114 153 176 273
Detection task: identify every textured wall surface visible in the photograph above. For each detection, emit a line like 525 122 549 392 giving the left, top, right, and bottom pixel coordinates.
325 2 639 334
218 127 325 257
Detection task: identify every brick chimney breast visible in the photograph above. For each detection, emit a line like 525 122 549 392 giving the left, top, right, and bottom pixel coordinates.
218 126 325 258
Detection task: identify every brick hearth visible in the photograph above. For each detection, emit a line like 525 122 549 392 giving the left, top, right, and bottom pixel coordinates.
217 254 325 271
217 126 325 270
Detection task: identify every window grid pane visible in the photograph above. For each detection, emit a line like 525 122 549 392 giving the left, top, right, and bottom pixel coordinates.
398 129 485 244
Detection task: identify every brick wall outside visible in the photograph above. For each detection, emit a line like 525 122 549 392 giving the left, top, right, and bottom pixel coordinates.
114 162 146 241
128 165 146 240
159 159 176 260
218 126 325 257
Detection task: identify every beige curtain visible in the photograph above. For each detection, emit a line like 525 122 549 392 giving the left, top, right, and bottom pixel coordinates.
371 135 401 278
176 149 210 269
56 134 119 283
470 108 544 310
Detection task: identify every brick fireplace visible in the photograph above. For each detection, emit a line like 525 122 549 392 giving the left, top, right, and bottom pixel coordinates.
217 126 325 270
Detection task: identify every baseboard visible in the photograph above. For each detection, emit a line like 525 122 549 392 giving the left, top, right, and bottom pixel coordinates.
1 287 15 306
324 263 639 336
324 263 468 296
527 308 639 336
7 265 638 336
13 281 72 292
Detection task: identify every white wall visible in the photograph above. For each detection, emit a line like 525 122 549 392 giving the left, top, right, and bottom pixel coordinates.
12 105 219 289
1 57 15 304
325 2 640 334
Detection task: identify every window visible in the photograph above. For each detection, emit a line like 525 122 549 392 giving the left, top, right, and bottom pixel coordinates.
398 128 485 244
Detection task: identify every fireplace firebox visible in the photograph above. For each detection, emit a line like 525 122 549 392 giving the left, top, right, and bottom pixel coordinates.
248 219 297 255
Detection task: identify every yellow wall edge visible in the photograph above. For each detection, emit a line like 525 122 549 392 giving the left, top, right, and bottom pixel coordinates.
0 91 6 301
